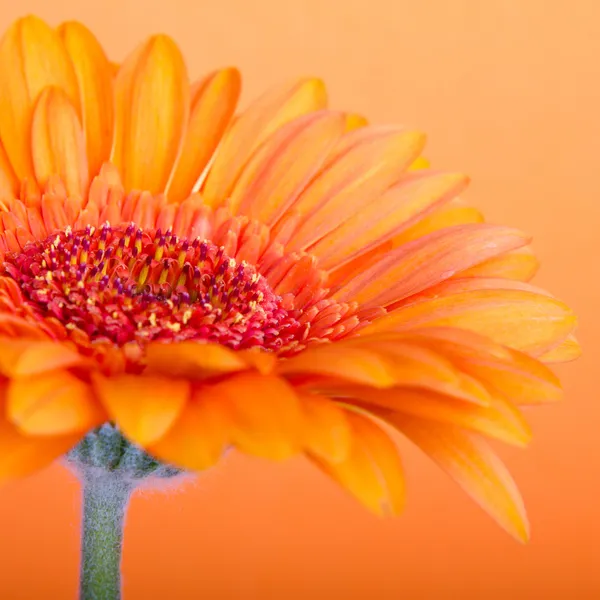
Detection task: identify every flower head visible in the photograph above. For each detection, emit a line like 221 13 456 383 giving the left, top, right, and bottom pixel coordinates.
0 15 579 542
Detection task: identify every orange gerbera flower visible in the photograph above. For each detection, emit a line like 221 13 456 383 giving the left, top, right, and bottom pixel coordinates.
0 16 579 543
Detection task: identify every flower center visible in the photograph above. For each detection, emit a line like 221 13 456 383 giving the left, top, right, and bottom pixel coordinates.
2 223 306 352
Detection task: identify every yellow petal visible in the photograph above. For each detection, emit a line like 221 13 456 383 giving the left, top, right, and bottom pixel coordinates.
202 77 328 208
408 156 430 171
460 246 539 282
390 416 530 542
229 110 345 222
538 335 582 364
0 16 80 182
149 385 231 471
344 113 368 131
112 35 190 194
393 201 484 246
31 87 88 197
300 393 352 463
287 127 426 251
167 68 241 203
93 374 190 446
7 370 103 436
58 21 114 178
312 410 404 516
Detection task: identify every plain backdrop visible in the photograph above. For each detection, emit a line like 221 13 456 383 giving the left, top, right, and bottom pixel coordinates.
0 1 598 598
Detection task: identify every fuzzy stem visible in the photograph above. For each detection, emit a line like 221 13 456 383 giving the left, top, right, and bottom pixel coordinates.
80 473 132 600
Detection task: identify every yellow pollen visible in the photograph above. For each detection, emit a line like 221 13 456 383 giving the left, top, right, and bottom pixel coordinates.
158 268 169 285
149 313 157 327
165 322 181 332
53 236 60 248
182 309 193 324
45 272 53 282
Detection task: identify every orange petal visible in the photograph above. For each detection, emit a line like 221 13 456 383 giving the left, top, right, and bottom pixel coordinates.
167 68 241 203
312 171 468 270
393 201 484 246
112 35 190 194
144 341 249 379
300 393 352 463
390 416 530 542
57 21 114 178
354 388 531 447
0 140 18 201
149 385 231 471
337 224 530 307
202 77 328 208
311 410 404 516
0 338 84 376
401 328 563 405
460 246 539 282
31 87 88 197
361 287 577 356
212 373 304 460
278 345 397 388
538 335 582 364
0 399 81 482
93 374 189 446
0 16 80 183
287 127 426 251
7 370 103 436
229 110 346 223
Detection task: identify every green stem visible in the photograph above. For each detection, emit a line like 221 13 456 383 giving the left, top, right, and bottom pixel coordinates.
80 473 132 600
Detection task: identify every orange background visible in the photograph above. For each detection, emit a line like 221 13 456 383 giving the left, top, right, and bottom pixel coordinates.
0 0 598 598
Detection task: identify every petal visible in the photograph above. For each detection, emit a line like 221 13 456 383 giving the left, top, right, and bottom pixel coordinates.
212 373 304 460
278 345 398 388
0 16 80 182
393 201 484 246
149 385 231 471
112 35 190 194
336 224 530 307
0 338 85 376
31 87 88 197
286 127 426 252
166 68 241 203
229 110 346 223
409 156 430 171
300 393 352 463
0 140 18 201
401 328 563 405
538 335 582 364
93 374 190 446
353 388 531 447
312 171 468 270
202 77 328 207
144 341 250 379
7 370 103 436
311 410 404 516
57 21 114 178
460 246 539 282
0 400 80 482
344 113 368 131
389 416 530 542
361 286 577 356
